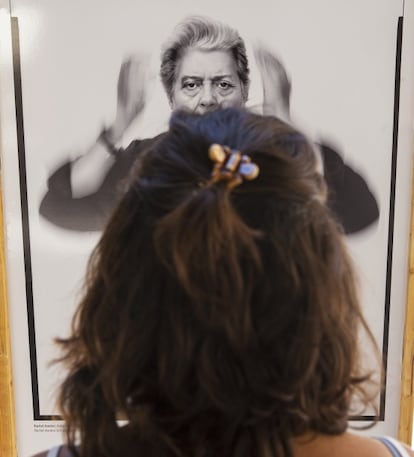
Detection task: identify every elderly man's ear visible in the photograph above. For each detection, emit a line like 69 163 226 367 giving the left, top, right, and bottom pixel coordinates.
242 79 250 104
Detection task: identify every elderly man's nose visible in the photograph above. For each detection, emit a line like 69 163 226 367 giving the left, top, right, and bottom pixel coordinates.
200 85 217 106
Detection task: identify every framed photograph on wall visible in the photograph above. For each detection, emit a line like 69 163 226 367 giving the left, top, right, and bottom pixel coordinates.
0 0 413 455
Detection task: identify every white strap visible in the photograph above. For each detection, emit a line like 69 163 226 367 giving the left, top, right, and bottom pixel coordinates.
383 437 413 457
46 445 61 457
377 436 411 457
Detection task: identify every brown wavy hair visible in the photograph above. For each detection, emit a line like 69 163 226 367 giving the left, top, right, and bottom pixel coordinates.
57 108 379 457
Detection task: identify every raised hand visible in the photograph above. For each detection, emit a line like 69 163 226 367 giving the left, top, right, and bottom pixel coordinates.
254 45 291 122
108 53 152 142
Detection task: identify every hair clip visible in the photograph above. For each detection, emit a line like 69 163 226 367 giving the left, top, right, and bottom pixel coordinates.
208 144 259 190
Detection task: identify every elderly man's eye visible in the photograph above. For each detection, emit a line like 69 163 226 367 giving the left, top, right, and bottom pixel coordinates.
183 80 200 90
217 81 234 90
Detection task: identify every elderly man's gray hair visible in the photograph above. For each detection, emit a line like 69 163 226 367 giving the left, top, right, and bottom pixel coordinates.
160 16 250 103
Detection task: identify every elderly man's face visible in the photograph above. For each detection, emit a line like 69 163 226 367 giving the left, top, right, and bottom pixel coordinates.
171 48 245 114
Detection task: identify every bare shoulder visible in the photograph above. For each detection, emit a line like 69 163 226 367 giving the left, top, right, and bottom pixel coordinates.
293 432 414 457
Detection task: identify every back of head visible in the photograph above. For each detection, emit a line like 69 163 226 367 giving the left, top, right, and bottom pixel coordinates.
160 16 250 103
59 108 377 457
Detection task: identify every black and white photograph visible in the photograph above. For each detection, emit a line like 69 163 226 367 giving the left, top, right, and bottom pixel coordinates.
1 0 413 455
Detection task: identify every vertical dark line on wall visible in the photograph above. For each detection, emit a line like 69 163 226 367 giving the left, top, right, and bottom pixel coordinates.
380 15 403 420
11 16 40 420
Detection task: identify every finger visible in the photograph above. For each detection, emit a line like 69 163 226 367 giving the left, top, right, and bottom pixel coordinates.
118 59 133 105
